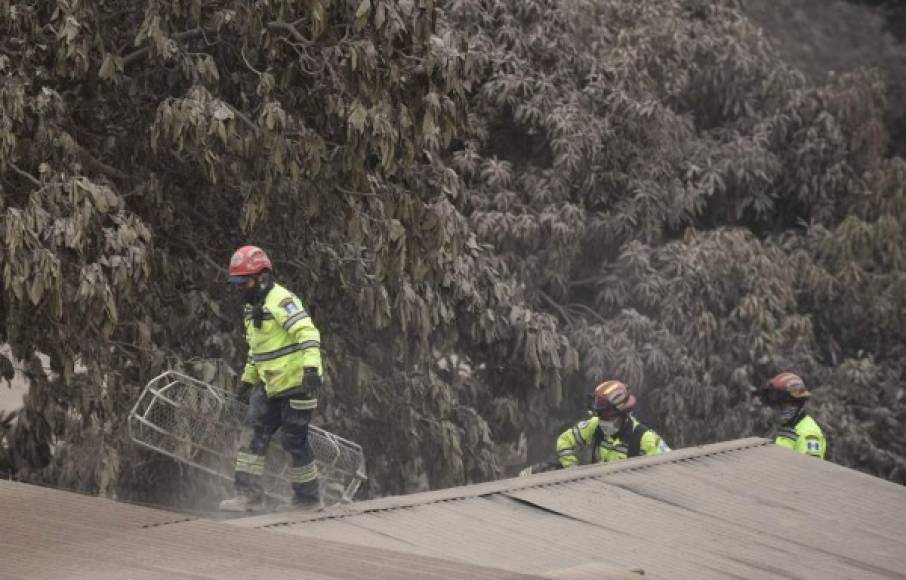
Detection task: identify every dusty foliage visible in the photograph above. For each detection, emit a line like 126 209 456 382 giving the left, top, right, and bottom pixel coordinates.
448 0 906 480
1 0 904 503
742 0 906 158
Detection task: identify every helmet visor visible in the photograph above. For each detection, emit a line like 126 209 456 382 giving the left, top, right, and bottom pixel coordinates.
760 389 791 406
595 404 623 419
228 275 253 285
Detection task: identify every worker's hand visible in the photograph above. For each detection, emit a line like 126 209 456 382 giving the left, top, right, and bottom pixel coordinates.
238 381 255 403
302 367 322 395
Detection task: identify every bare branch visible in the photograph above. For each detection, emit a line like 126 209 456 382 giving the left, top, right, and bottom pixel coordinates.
337 25 352 44
336 184 377 197
287 258 316 275
276 37 325 76
298 55 326 76
240 46 263 76
198 27 216 47
78 146 128 182
197 249 224 273
276 36 309 58
538 290 574 326
569 275 605 288
266 21 314 45
8 162 41 187
225 103 258 134
565 302 608 325
121 27 205 68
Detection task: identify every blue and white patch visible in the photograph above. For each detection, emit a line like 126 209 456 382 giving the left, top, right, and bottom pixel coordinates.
806 438 821 453
284 302 300 314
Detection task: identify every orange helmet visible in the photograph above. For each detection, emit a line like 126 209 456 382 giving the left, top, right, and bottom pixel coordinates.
761 372 811 405
228 245 272 283
592 380 637 417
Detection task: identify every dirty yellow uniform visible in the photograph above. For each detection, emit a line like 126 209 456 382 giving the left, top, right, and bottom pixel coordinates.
241 282 322 404
775 414 826 459
557 416 670 467
234 282 323 502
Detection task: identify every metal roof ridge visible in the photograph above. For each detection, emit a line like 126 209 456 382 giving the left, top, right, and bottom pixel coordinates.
233 437 772 529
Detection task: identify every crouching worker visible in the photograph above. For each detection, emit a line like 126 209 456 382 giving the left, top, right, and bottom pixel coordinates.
556 380 671 468
760 372 826 459
219 245 324 512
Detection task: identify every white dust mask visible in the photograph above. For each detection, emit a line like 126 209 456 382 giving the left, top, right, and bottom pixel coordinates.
598 419 619 436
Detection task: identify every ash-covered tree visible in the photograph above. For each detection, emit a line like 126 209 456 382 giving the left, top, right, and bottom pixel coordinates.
742 0 906 157
0 0 573 499
445 0 906 482
2 0 905 505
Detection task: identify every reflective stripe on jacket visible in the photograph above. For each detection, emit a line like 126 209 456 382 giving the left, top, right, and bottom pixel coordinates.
775 414 826 459
240 283 322 399
556 415 670 468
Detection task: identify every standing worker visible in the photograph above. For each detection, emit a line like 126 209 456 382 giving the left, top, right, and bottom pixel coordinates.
219 245 324 512
760 372 826 458
555 380 670 468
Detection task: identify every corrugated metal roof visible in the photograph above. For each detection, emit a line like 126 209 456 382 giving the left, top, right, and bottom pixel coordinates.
544 563 650 580
0 479 549 580
232 438 906 580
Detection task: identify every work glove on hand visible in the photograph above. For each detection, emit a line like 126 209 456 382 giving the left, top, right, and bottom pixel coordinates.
302 367 322 395
238 381 255 403
519 460 562 477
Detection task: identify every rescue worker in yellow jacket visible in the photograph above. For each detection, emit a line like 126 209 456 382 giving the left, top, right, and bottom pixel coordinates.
219 245 324 512
760 372 826 459
556 380 671 468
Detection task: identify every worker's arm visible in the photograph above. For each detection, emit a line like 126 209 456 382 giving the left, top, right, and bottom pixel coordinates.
639 429 671 456
240 328 260 385
556 417 597 468
274 295 323 374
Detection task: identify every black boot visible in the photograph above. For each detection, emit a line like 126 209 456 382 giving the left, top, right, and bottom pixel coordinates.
290 480 322 511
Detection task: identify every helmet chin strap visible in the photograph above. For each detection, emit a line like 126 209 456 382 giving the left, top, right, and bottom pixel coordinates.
243 274 276 329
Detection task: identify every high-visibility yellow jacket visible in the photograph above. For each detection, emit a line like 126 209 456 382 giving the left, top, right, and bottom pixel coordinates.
556 415 670 467
241 283 322 403
775 414 826 459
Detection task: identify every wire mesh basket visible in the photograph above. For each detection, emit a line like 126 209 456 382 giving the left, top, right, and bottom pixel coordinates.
128 371 366 506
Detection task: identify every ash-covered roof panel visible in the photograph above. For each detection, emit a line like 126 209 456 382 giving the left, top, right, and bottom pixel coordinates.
234 438 906 580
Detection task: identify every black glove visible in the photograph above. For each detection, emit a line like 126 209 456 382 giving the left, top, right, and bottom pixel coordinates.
237 381 255 403
303 367 322 394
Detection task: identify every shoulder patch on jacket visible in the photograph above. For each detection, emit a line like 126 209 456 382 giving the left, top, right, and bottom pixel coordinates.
805 436 821 453
279 296 301 314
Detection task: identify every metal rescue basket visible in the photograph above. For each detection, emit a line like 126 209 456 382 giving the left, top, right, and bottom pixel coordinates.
128 370 366 506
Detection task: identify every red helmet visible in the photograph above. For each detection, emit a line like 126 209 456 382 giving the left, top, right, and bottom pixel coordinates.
762 372 811 404
228 245 272 283
592 380 637 417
